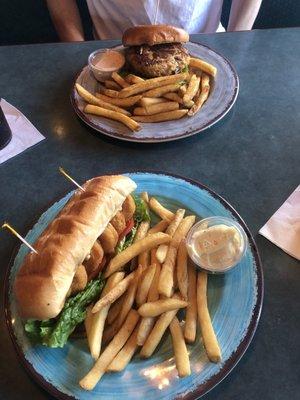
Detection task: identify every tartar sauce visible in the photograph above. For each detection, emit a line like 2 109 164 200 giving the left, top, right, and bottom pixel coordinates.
187 221 245 271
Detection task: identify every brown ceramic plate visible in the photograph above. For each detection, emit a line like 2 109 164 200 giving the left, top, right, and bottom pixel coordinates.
70 43 239 143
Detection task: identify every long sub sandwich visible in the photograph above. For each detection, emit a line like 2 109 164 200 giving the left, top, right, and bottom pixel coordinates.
14 175 150 347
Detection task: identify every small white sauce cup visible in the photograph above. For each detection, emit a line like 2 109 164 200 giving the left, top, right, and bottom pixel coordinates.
186 216 248 274
88 49 125 82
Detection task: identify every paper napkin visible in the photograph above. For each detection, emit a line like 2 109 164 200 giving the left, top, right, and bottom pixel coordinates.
259 185 300 260
0 99 45 164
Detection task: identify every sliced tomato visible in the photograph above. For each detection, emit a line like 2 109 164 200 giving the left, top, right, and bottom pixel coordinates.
119 218 134 240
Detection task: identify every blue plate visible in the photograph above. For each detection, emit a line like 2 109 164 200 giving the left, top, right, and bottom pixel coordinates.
4 172 263 399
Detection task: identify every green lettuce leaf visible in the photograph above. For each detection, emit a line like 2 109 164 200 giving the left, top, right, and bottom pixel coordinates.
25 275 105 348
132 194 150 223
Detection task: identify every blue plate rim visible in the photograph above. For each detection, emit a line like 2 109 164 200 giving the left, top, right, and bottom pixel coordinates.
3 170 263 399
70 42 239 143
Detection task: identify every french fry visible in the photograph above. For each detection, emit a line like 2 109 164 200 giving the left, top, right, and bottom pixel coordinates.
197 272 221 363
163 92 183 104
177 240 188 300
158 216 196 297
84 105 140 132
112 71 130 88
135 221 150 240
156 209 185 263
107 322 140 372
102 267 143 346
138 298 188 317
136 261 161 346
95 93 142 107
139 97 167 107
141 191 149 203
80 310 139 390
102 317 120 345
179 84 187 96
137 316 156 346
86 272 124 359
171 215 196 248
140 294 181 358
184 261 197 343
156 246 171 265
136 263 156 306
149 198 174 222
183 74 200 106
118 72 188 98
169 317 191 377
143 83 182 98
138 250 150 269
104 232 171 277
158 246 177 297
147 219 169 235
150 248 158 265
76 83 130 115
147 262 161 301
106 293 124 325
189 57 217 77
132 109 188 123
133 101 179 116
117 265 143 327
130 221 150 270
184 99 195 108
104 80 122 91
125 74 145 84
99 87 120 98
92 270 136 313
188 73 210 116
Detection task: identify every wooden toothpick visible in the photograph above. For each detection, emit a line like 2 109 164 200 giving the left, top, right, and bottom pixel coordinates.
2 222 38 254
59 167 85 192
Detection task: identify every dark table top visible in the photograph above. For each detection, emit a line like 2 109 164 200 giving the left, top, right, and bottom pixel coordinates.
0 27 299 400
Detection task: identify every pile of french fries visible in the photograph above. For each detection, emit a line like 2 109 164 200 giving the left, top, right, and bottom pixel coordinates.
79 194 221 391
75 57 217 132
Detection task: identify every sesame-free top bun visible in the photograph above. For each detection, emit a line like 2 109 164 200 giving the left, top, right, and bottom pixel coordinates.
14 175 137 320
122 25 189 47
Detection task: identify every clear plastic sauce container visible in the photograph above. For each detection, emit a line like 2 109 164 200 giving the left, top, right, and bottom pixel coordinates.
88 49 125 82
186 216 247 273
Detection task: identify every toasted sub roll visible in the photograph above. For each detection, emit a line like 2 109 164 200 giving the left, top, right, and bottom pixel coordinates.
14 175 137 320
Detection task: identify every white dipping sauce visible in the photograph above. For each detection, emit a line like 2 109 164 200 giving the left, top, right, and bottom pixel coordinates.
188 224 243 270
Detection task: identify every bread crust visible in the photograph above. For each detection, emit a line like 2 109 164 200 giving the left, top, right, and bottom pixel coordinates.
122 25 189 47
14 175 136 320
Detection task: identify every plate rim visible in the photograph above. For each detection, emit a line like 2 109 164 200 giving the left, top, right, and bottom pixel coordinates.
70 42 239 143
3 170 263 400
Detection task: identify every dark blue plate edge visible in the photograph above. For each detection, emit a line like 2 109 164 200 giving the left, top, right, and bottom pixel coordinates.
70 42 239 143
3 170 264 400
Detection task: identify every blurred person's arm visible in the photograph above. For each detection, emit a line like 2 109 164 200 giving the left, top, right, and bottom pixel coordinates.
227 0 262 31
46 0 84 41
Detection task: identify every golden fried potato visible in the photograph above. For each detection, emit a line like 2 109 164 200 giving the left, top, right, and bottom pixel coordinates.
70 264 88 294
110 211 126 235
99 223 118 254
84 241 104 280
122 195 136 222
